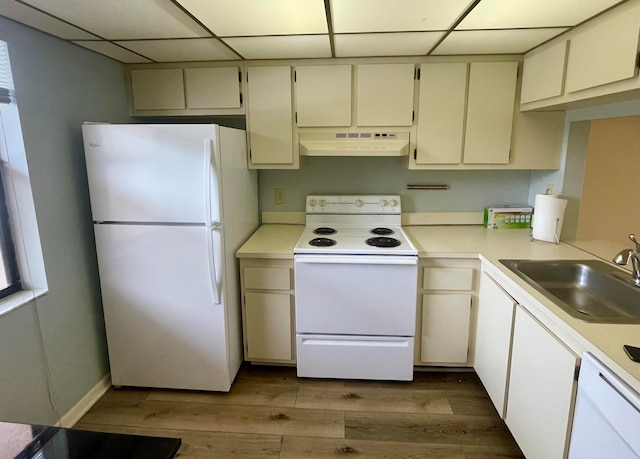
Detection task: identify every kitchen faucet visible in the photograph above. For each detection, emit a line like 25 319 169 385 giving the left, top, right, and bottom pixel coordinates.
613 234 640 287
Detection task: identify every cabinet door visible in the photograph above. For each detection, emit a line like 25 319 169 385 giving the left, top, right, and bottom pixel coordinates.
185 67 241 109
246 66 294 165
565 3 640 93
506 306 578 459
415 63 467 164
473 272 516 418
244 292 292 361
130 69 185 110
356 63 415 126
521 41 568 104
463 62 518 164
296 65 351 127
420 293 471 364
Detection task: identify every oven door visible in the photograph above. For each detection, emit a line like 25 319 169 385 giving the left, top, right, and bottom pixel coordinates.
294 254 418 380
294 255 418 336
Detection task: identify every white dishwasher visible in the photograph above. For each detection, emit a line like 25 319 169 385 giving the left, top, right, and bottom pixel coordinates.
569 353 640 459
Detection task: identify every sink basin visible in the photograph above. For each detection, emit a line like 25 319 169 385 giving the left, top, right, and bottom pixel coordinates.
499 259 640 324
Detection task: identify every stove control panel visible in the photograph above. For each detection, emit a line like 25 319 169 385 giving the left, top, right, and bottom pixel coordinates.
306 195 401 214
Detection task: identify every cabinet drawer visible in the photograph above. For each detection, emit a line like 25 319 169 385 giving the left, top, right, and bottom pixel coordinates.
244 267 291 290
423 267 473 290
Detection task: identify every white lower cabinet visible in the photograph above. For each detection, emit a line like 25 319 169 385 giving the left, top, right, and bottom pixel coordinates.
416 259 478 366
505 306 579 459
476 266 580 459
473 271 516 418
421 294 471 363
240 259 295 363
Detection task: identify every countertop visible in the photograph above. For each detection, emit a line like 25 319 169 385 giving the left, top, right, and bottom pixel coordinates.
237 224 640 392
0 421 181 458
236 224 303 259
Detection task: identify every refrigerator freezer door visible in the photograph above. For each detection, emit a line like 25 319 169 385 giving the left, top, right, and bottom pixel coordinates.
94 223 232 391
83 124 219 224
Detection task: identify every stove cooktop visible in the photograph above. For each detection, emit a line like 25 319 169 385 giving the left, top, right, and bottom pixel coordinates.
294 195 417 256
294 225 417 256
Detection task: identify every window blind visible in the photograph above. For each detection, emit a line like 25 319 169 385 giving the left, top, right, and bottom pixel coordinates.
0 41 13 104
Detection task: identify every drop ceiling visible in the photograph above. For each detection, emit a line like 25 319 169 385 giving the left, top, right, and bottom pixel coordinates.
0 0 628 63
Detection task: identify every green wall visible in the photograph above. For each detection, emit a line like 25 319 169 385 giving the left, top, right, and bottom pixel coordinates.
259 157 533 213
0 17 130 424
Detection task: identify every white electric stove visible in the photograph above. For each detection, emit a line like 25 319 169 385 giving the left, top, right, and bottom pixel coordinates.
293 195 418 381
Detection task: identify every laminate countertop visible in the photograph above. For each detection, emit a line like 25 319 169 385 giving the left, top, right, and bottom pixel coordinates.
236 224 640 393
0 421 181 458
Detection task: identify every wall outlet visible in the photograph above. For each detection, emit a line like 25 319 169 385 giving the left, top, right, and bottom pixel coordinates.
275 187 286 204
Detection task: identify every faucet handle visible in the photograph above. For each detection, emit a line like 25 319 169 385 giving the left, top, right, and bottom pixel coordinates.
629 234 640 252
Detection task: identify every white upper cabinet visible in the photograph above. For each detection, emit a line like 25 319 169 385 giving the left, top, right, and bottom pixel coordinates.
521 41 568 104
130 68 185 110
246 66 295 167
565 3 640 93
356 63 415 126
415 63 467 164
128 65 245 116
463 61 518 164
184 67 241 109
296 65 352 127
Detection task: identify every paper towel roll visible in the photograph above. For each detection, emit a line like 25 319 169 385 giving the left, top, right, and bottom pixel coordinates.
532 194 568 243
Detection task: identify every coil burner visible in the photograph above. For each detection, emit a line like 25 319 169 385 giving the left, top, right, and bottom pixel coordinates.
313 227 337 235
370 227 395 236
366 237 401 248
309 237 337 247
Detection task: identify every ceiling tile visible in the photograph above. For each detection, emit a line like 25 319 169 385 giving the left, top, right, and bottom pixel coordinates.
222 35 331 59
20 0 209 39
432 29 568 55
458 0 622 29
177 0 328 37
0 1 99 40
331 0 475 33
335 32 444 57
72 41 152 63
116 38 239 62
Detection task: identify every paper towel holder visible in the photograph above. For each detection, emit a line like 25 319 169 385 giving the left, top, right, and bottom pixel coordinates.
529 217 561 244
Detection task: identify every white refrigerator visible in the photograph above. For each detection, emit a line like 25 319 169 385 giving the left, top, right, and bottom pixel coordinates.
82 123 258 391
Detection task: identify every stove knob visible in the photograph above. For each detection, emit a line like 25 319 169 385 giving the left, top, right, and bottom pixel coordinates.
380 199 389 207
355 199 364 207
309 199 317 207
319 199 327 207
389 199 398 207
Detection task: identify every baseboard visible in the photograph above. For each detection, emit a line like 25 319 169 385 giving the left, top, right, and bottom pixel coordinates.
59 372 111 427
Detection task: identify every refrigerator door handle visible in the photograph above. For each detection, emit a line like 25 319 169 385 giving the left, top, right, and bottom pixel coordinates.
204 139 213 225
207 226 222 305
205 138 224 226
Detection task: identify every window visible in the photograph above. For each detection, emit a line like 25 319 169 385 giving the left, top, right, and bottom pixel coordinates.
0 41 21 298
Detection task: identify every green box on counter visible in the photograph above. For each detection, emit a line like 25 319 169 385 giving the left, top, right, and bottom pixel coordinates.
483 206 533 229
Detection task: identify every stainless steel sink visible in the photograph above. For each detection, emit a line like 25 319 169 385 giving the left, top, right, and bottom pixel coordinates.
499 259 640 324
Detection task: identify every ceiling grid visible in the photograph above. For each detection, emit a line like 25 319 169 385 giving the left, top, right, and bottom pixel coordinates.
0 0 629 63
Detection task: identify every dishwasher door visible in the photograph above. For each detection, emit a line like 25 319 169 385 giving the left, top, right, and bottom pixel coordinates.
569 353 640 459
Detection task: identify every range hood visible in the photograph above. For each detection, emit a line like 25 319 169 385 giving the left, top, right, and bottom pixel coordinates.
299 132 410 157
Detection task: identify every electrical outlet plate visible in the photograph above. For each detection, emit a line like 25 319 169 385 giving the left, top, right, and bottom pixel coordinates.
275 187 286 204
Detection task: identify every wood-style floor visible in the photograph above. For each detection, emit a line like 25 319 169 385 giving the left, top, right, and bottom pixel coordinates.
76 364 524 458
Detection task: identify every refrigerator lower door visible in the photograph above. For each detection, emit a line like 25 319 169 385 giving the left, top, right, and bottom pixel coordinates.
94 223 233 391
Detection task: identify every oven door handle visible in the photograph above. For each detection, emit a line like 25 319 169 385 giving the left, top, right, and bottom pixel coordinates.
294 255 417 265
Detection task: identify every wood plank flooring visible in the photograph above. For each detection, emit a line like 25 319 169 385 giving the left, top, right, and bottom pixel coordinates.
75 365 524 458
